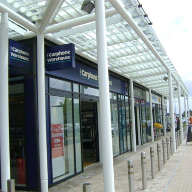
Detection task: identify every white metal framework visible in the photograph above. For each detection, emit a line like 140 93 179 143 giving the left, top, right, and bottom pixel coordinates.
0 0 189 97
0 0 190 191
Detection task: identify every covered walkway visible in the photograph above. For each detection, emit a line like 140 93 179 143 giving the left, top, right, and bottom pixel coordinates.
0 1 190 191
15 128 192 191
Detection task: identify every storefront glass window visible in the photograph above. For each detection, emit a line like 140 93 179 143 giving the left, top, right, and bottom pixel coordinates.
9 84 24 94
9 95 26 186
50 78 72 92
133 87 142 98
110 92 117 100
146 106 152 141
111 103 119 156
119 103 127 153
50 96 75 182
73 83 79 93
74 99 82 173
80 85 99 96
126 104 131 151
141 106 147 144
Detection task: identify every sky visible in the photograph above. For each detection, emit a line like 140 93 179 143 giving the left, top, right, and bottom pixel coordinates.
139 0 192 113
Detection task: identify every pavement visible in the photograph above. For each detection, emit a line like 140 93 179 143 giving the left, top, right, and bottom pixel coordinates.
17 128 192 192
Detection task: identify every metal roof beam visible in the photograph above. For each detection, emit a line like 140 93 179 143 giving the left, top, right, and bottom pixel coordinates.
126 65 163 73
53 14 123 38
132 72 166 79
39 0 61 33
119 59 157 68
0 2 39 33
43 8 118 34
108 0 187 92
151 83 177 89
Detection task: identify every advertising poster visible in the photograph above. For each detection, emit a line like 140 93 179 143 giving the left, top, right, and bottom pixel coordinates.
51 124 64 159
51 106 66 178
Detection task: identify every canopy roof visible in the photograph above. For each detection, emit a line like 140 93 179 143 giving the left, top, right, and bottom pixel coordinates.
0 0 189 98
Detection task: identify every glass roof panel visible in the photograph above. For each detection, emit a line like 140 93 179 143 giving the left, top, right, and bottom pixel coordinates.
1 0 188 96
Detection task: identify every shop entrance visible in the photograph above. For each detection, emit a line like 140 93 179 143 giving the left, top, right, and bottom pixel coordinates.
134 106 141 145
81 101 99 167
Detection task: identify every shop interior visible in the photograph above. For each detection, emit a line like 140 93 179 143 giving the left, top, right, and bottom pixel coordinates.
81 101 99 167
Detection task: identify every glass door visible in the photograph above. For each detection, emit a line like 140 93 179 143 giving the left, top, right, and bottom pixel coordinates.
111 103 119 156
126 103 131 151
146 106 152 141
119 102 128 153
9 95 26 186
141 106 147 144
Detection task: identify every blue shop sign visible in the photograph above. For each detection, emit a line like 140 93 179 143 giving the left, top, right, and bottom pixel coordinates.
46 61 125 94
9 39 32 69
46 43 75 71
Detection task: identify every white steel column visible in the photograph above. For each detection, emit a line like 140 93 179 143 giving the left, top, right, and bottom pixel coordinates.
37 34 48 192
95 1 115 192
168 71 176 152
187 95 190 123
136 107 141 145
97 102 103 162
184 92 187 126
178 84 183 141
0 12 10 192
130 79 136 152
162 96 166 136
149 89 154 142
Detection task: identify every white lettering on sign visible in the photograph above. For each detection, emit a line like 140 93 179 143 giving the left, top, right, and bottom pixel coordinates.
47 51 71 57
10 46 30 62
47 56 71 62
81 69 98 81
80 68 113 86
46 50 71 63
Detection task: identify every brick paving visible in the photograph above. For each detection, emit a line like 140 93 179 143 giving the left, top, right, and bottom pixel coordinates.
16 129 192 192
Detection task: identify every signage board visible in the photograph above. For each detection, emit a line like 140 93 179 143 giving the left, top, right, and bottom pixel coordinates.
152 94 161 104
46 61 125 94
9 39 32 69
46 43 75 71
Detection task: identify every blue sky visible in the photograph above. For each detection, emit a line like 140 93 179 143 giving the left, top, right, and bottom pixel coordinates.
139 0 192 113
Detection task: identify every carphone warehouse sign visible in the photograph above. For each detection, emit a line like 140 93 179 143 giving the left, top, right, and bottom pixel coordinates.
9 39 32 69
46 43 75 71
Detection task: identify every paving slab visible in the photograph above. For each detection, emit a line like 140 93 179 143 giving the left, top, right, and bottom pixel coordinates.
14 129 192 192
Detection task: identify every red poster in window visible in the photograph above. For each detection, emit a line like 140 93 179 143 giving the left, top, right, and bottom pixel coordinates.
17 158 26 184
51 124 64 159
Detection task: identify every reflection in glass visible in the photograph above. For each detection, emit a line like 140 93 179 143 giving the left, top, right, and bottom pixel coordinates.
110 92 117 100
126 104 131 150
73 83 79 93
74 99 82 172
50 96 74 182
50 78 72 91
119 104 127 153
9 95 26 186
111 103 119 156
146 107 152 141
141 106 147 144
80 85 99 96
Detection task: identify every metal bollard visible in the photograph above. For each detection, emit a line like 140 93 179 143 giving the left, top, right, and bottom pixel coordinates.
180 131 182 145
141 152 147 190
178 131 180 146
166 137 170 160
162 140 166 164
170 136 173 156
150 146 156 179
128 160 134 192
176 132 178 149
7 179 15 192
83 183 91 192
157 143 162 171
